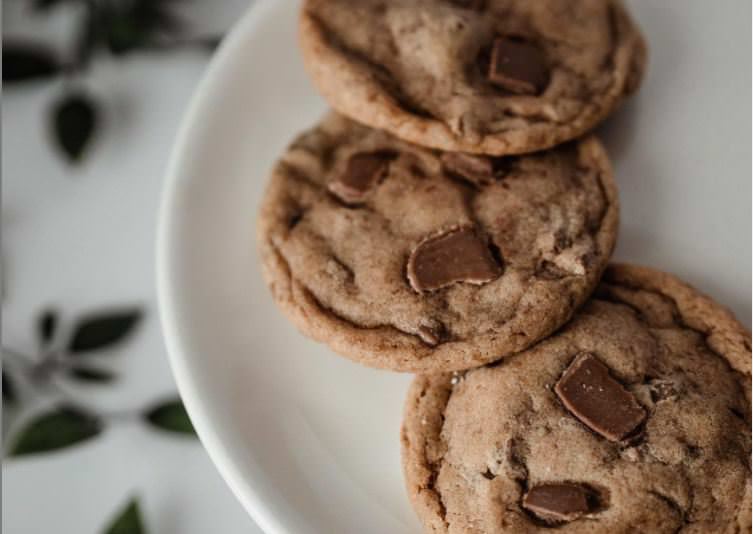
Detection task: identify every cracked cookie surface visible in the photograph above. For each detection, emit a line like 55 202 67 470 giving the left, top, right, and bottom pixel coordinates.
401 264 752 533
257 113 618 372
299 0 647 155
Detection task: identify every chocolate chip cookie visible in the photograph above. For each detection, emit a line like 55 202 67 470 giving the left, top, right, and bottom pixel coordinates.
402 264 751 532
299 0 646 156
256 113 618 372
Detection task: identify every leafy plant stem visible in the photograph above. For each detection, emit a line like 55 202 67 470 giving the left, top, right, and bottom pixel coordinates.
2 347 35 367
3 348 134 424
43 377 137 422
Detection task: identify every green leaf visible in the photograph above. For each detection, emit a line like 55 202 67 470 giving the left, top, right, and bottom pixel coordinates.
198 35 223 53
104 0 185 55
69 366 116 384
52 91 99 163
106 13 151 55
33 0 80 10
38 308 59 346
68 309 143 354
2 371 16 404
10 407 102 457
3 42 60 83
103 497 145 534
144 398 196 436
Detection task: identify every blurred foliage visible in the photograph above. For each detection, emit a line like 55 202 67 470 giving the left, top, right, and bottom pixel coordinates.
144 399 196 436
67 308 143 353
103 497 146 534
3 3 215 529
51 91 99 162
3 42 60 82
3 0 220 165
10 407 102 457
4 306 197 532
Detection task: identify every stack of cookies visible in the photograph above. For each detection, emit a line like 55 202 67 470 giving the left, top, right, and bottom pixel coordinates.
257 1 751 532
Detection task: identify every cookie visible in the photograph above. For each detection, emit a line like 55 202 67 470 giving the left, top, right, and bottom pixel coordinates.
256 113 618 372
401 264 751 533
299 0 647 156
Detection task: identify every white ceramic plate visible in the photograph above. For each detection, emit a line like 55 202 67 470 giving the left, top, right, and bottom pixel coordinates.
157 2 750 533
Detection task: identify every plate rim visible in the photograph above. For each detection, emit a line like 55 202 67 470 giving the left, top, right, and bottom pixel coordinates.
156 3 293 534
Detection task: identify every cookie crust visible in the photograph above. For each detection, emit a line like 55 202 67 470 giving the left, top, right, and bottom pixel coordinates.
257 114 618 372
402 264 751 533
299 0 647 156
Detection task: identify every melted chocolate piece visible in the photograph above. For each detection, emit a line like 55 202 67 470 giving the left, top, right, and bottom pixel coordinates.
488 37 549 95
328 152 390 204
555 353 646 442
407 227 502 292
523 483 592 523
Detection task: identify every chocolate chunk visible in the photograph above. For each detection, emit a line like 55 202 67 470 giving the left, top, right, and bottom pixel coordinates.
328 152 390 204
523 483 591 523
555 353 646 442
407 227 502 292
488 37 549 95
441 152 498 187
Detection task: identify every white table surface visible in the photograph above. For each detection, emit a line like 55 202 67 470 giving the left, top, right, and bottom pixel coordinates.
3 1 750 533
